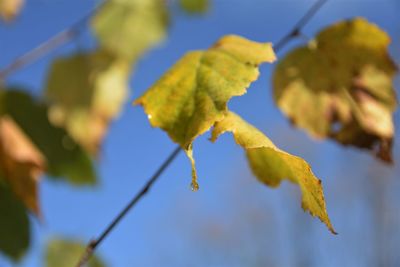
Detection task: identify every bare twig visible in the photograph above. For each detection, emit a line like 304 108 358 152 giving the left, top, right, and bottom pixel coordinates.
0 3 102 81
76 146 182 267
274 0 328 51
76 0 329 265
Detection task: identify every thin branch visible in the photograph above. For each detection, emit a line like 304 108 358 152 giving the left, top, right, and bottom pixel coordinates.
76 146 182 267
76 0 329 265
0 3 102 81
274 0 328 51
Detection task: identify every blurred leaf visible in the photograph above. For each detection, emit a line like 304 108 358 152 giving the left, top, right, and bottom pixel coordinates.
179 0 209 14
0 116 44 215
1 90 96 185
0 182 30 261
46 238 106 267
45 51 130 155
0 0 23 21
135 35 276 189
91 0 169 61
273 18 398 163
211 111 335 233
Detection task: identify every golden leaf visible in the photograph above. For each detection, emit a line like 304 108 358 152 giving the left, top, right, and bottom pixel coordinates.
211 111 335 233
273 18 397 163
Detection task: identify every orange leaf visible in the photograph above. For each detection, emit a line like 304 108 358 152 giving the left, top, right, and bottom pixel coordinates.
0 116 46 216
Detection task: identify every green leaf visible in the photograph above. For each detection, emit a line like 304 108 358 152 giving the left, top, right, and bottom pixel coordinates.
179 0 209 14
46 239 106 267
1 90 96 185
45 51 130 155
91 0 169 61
273 18 398 163
135 35 276 189
0 181 30 261
211 111 335 233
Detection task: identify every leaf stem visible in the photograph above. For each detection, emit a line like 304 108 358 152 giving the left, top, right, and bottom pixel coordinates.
75 0 328 265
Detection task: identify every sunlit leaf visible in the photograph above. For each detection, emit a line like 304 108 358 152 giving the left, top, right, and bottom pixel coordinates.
45 51 130 155
0 182 30 261
1 90 95 185
0 0 23 21
91 0 169 61
179 0 209 14
135 35 276 189
46 238 106 267
0 116 44 215
211 111 335 233
273 18 398 163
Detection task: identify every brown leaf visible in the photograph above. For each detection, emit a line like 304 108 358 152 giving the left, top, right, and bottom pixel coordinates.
0 116 46 216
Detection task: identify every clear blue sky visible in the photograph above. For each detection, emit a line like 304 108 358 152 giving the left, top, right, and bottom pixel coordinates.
0 0 399 266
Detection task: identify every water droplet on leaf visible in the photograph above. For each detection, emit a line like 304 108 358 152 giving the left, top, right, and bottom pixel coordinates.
190 181 199 192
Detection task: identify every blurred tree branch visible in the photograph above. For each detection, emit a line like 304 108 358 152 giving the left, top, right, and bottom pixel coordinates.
0 2 103 81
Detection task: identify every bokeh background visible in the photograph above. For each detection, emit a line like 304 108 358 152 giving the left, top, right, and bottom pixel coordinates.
0 0 399 266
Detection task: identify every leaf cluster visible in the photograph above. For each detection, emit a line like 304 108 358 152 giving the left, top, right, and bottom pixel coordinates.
0 1 398 264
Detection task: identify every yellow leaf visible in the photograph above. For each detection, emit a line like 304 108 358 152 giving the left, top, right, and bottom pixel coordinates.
211 111 335 233
135 35 275 188
91 0 168 61
45 51 131 155
0 0 23 21
273 18 398 163
0 116 45 216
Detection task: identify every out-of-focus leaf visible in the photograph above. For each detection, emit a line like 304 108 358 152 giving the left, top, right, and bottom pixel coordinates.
0 182 30 261
179 0 209 14
46 239 106 267
0 116 44 215
0 0 23 21
211 111 335 233
1 90 96 185
91 0 168 61
135 35 276 189
45 51 130 155
273 18 397 163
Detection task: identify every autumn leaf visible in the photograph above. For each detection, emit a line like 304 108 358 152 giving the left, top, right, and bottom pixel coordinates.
0 182 30 261
45 51 130 155
179 0 209 14
135 35 276 189
273 18 398 163
0 0 24 21
91 0 169 61
1 90 95 185
0 89 96 261
46 239 106 267
0 116 45 216
211 111 335 233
